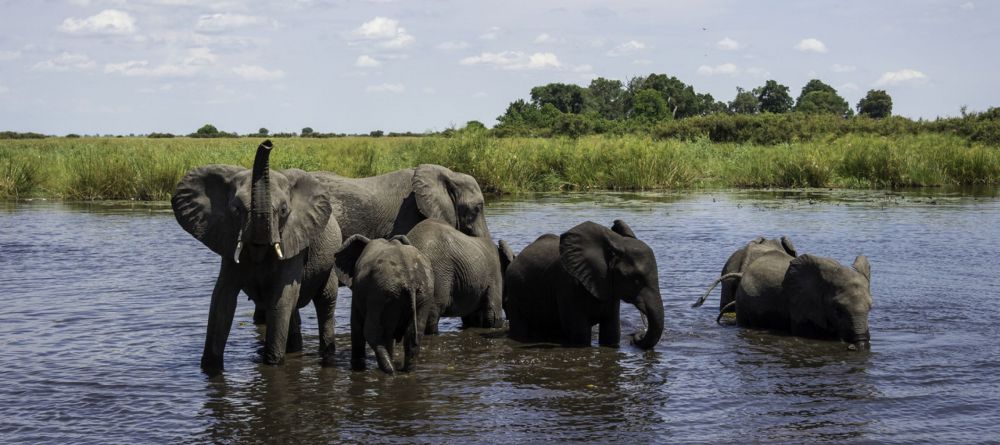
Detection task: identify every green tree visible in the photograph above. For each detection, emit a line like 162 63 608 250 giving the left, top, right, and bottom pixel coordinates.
464 120 487 131
627 73 709 119
631 89 669 121
795 80 850 116
195 124 219 136
728 87 760 114
370 130 384 137
496 99 543 128
857 89 893 118
530 83 587 114
586 77 626 120
301 127 314 137
258 127 269 136
754 80 794 113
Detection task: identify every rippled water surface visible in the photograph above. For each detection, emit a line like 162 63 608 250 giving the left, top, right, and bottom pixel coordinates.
1 188 998 444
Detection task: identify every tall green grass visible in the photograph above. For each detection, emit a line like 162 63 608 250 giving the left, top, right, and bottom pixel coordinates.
1 133 997 200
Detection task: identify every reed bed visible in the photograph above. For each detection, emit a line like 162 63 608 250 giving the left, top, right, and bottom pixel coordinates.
1 133 997 200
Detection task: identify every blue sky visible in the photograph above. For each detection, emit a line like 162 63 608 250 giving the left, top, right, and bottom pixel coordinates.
0 0 995 135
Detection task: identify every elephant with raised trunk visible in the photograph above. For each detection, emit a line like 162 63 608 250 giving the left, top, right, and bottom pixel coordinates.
335 235 434 374
695 248 873 350
503 220 664 349
172 140 342 373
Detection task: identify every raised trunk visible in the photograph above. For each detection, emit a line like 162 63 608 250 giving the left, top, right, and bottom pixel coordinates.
249 140 282 258
631 290 665 350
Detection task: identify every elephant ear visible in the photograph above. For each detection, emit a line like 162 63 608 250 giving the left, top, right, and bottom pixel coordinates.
334 234 371 285
412 164 458 227
497 239 515 274
280 169 333 259
389 234 412 245
853 255 871 282
780 236 798 257
559 221 620 301
171 164 245 257
611 219 637 238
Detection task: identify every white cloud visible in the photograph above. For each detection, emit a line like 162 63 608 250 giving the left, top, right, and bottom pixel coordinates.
875 68 928 86
104 60 200 77
839 82 859 91
233 64 285 81
479 26 501 40
535 33 553 44
832 63 856 73
0 84 8 94
745 67 770 78
794 38 828 53
104 48 217 78
716 37 741 51
633 59 652 65
32 52 97 72
195 13 266 32
366 83 405 93
574 64 593 73
355 55 380 67
459 51 561 70
472 91 488 98
697 63 739 76
59 9 136 35
606 40 647 56
0 50 21 61
435 41 470 51
961 2 975 10
353 17 414 49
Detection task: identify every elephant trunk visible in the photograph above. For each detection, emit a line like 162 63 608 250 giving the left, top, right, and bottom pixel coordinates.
631 289 664 350
373 344 395 374
249 140 283 259
845 315 871 351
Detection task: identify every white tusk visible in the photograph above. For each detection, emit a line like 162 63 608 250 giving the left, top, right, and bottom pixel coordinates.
233 229 243 264
274 243 284 260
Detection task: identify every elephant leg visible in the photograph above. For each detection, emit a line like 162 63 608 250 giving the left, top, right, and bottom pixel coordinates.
598 300 621 347
424 307 441 335
285 309 303 353
201 260 241 374
350 295 366 371
253 307 267 325
314 275 339 367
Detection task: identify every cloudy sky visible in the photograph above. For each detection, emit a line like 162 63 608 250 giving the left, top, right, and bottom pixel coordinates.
0 0 995 135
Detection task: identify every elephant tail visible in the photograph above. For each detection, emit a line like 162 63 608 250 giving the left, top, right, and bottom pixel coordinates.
716 301 737 324
691 272 742 308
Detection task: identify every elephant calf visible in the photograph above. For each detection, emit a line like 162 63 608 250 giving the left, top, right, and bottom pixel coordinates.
503 220 664 349
695 241 873 350
335 235 434 374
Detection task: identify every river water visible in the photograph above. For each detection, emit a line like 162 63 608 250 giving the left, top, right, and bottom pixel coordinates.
0 188 997 444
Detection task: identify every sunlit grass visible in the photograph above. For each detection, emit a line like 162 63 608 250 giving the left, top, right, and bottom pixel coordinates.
1 133 997 200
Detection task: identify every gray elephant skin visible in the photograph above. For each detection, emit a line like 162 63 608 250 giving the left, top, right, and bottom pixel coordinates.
405 206 507 334
335 235 433 374
713 236 797 313
696 240 873 349
172 141 342 373
503 220 664 349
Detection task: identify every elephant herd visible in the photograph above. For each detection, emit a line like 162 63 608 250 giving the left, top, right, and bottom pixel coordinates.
172 141 873 375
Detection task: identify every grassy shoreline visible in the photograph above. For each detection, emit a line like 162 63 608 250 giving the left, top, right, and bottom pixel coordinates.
1 133 998 200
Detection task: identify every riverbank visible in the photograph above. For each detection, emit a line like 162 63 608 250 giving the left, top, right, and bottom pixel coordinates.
1 133 998 200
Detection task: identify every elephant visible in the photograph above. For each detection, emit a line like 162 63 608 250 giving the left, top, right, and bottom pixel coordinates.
695 249 873 350
692 236 797 314
314 163 489 241
503 220 664 349
335 235 434 374
172 140 342 373
252 163 489 324
405 217 507 333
